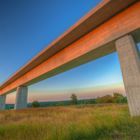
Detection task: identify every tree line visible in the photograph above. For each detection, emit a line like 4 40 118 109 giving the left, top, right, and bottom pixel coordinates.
31 93 127 108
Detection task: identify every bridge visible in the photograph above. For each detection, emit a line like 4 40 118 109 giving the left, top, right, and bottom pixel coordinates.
0 0 140 116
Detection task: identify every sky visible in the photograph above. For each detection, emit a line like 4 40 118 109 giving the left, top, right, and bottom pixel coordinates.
0 0 139 103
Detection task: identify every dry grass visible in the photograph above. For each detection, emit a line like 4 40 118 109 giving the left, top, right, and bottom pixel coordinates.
0 104 140 140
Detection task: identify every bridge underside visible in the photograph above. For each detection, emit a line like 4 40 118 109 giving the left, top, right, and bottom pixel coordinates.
0 1 140 116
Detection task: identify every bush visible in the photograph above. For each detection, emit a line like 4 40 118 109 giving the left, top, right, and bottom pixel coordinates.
96 93 127 104
96 95 114 103
32 101 40 108
113 93 127 103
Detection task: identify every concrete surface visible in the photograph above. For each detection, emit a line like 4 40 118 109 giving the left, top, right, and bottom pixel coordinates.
15 86 28 110
0 95 6 110
116 35 140 116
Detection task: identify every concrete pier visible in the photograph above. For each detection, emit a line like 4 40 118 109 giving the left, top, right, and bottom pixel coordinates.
0 95 6 110
15 86 28 110
116 35 140 116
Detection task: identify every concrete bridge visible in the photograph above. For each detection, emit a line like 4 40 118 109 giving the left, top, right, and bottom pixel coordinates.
0 0 140 116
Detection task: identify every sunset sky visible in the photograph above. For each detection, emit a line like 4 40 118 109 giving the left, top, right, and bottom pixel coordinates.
0 0 139 103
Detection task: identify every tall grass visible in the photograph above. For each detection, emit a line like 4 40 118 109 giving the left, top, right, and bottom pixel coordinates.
0 104 139 140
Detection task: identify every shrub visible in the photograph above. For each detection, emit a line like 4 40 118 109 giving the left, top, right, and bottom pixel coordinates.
31 101 40 108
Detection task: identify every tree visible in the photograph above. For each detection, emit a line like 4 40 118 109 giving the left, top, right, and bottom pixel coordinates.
70 94 78 105
96 95 114 103
113 93 127 103
32 101 40 108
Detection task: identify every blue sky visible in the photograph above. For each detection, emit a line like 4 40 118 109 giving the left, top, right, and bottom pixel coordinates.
0 0 139 103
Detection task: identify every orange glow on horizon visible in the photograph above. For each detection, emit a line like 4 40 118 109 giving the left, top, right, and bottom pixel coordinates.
6 83 125 104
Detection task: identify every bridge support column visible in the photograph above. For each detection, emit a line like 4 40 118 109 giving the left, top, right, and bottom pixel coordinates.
15 86 28 110
116 35 140 117
0 95 6 110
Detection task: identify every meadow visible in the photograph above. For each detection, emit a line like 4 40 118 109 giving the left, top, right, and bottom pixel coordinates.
0 104 140 140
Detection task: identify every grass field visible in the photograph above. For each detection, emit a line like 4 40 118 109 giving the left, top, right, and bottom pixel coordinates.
0 104 140 140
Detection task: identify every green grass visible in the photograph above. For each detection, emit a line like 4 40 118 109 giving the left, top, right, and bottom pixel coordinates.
0 104 140 140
